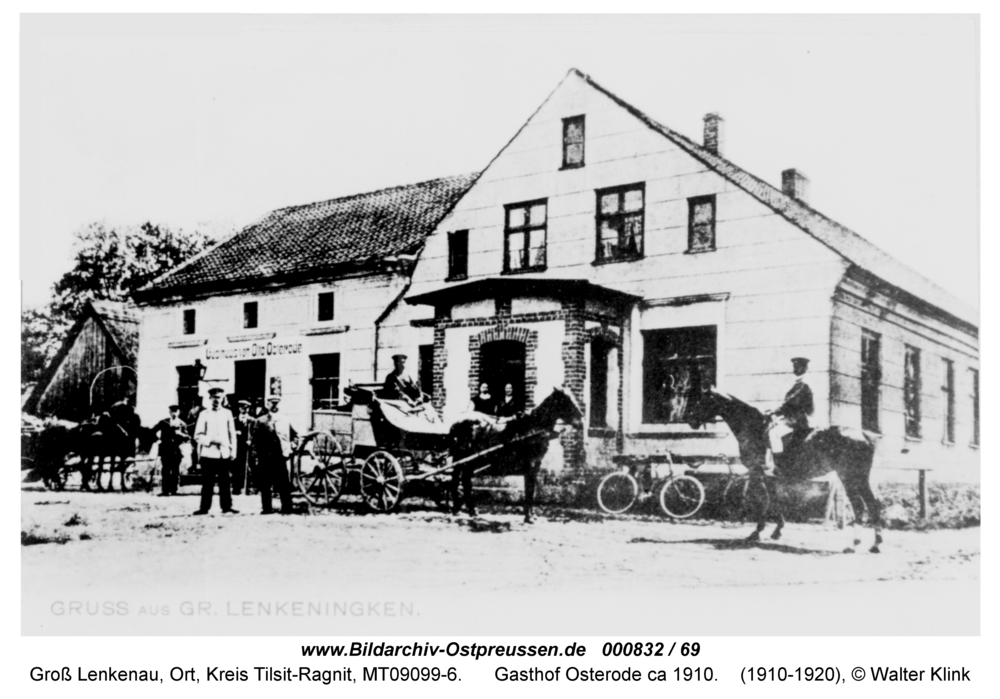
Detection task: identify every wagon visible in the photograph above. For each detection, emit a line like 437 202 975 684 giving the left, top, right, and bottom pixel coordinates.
291 384 555 513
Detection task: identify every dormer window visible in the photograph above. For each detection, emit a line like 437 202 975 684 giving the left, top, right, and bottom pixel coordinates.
183 309 196 335
243 301 258 329
562 115 585 169
318 292 334 322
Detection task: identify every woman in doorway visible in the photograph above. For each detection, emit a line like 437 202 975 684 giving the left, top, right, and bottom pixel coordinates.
496 383 521 421
469 382 495 416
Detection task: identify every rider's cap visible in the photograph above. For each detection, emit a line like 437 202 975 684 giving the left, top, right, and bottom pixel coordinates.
237 399 251 407
207 387 225 396
168 404 180 412
392 353 407 361
791 357 810 365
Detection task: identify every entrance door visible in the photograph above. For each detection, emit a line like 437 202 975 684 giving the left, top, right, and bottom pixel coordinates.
479 340 526 407
234 359 266 405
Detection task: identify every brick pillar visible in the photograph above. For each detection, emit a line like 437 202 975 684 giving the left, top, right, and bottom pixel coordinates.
432 306 449 413
560 299 587 471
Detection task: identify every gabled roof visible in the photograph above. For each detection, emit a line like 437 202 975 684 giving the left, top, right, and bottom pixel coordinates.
136 173 478 302
569 69 976 330
23 300 139 417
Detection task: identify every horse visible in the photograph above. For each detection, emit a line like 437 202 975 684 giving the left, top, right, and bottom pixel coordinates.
685 388 884 553
448 386 584 523
75 402 157 492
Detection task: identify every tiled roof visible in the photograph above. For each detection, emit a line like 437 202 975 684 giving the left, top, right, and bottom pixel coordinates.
140 173 478 299
90 300 139 364
574 69 977 329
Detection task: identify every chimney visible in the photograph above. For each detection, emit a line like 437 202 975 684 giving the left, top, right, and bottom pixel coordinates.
781 168 809 202
703 113 724 154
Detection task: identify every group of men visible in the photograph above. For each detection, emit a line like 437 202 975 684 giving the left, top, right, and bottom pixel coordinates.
152 386 298 516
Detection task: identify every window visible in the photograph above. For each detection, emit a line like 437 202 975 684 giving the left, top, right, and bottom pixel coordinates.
419 344 434 402
243 301 258 329
183 309 196 335
642 326 717 424
969 368 979 447
448 230 469 280
589 338 611 428
941 358 955 444
562 115 585 168
504 200 547 273
176 365 201 415
595 183 644 263
310 354 340 410
688 195 716 252
904 345 921 439
860 330 881 432
318 292 334 322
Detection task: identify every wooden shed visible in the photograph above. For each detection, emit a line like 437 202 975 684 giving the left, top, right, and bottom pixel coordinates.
24 300 139 422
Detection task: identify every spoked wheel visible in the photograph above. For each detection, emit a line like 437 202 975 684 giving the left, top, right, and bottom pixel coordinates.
360 451 405 512
659 475 706 519
294 432 346 507
597 471 639 515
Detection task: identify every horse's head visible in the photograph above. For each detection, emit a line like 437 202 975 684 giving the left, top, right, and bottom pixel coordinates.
685 388 721 430
536 386 584 430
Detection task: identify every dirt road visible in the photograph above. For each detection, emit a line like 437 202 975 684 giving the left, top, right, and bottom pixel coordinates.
22 487 979 635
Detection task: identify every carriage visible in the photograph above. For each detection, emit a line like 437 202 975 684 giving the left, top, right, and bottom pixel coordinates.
291 383 574 515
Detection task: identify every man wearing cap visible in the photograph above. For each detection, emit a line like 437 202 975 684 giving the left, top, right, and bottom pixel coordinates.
766 357 815 462
192 387 239 515
153 404 188 496
232 399 254 496
253 395 296 515
382 354 424 406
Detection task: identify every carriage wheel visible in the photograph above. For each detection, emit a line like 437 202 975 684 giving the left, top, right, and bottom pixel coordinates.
294 432 346 507
360 451 404 513
597 471 639 515
659 475 706 519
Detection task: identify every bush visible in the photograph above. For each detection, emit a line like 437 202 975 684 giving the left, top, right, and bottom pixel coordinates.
878 482 980 530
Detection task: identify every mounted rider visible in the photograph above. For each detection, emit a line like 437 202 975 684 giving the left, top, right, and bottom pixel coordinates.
766 357 814 466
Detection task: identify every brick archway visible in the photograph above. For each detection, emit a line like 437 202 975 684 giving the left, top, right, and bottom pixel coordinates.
468 325 539 410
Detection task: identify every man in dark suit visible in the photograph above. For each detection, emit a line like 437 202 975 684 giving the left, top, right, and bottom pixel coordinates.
253 396 295 515
232 399 253 495
382 354 423 405
767 357 814 461
153 405 188 496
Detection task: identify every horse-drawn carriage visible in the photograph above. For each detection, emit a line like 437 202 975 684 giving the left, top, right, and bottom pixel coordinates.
291 383 583 519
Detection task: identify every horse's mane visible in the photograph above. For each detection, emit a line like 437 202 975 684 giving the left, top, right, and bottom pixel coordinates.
709 388 765 421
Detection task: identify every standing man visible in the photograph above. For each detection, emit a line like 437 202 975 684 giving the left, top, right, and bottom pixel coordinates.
153 404 188 496
192 387 239 515
766 357 815 460
253 395 295 515
382 354 423 405
232 399 254 496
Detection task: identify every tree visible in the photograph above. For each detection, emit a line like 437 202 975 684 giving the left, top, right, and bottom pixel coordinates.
49 221 215 321
21 307 63 391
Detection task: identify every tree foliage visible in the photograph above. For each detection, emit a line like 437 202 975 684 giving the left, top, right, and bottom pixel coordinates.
21 221 215 392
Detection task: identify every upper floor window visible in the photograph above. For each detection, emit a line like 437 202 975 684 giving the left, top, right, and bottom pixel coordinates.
904 345 921 439
688 195 716 252
504 200 547 274
318 292 334 322
596 183 644 263
183 309 196 335
941 358 955 444
448 230 469 280
969 368 979 447
562 115 585 169
243 301 258 329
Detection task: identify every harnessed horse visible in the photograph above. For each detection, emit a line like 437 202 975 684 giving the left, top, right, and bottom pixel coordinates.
448 386 584 523
685 388 884 553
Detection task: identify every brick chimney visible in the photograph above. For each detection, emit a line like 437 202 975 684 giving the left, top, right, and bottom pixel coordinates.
781 168 809 202
703 113 724 155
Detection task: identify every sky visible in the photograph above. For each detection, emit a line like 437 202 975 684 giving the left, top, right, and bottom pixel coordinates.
19 14 980 313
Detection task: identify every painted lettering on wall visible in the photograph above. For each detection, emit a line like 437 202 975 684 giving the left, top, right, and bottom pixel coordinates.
205 340 304 361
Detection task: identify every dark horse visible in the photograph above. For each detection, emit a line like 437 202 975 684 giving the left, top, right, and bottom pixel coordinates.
36 402 156 491
448 386 584 523
685 388 883 553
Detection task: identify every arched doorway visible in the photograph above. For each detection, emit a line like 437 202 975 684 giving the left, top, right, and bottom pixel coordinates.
479 340 526 408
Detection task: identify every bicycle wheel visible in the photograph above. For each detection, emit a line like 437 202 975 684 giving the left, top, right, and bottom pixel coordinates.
597 471 639 514
659 475 705 519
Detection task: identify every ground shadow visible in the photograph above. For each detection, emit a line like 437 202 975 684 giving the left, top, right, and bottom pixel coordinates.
629 536 841 556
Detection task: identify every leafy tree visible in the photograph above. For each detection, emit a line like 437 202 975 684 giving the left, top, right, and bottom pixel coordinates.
21 307 63 391
49 221 215 321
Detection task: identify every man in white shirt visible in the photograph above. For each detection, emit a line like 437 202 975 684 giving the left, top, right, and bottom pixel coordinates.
192 387 239 515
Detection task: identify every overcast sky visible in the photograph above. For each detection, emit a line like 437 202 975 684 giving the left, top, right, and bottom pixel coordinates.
20 14 979 312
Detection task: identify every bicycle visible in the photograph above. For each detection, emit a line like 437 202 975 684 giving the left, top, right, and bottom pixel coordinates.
597 453 706 519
